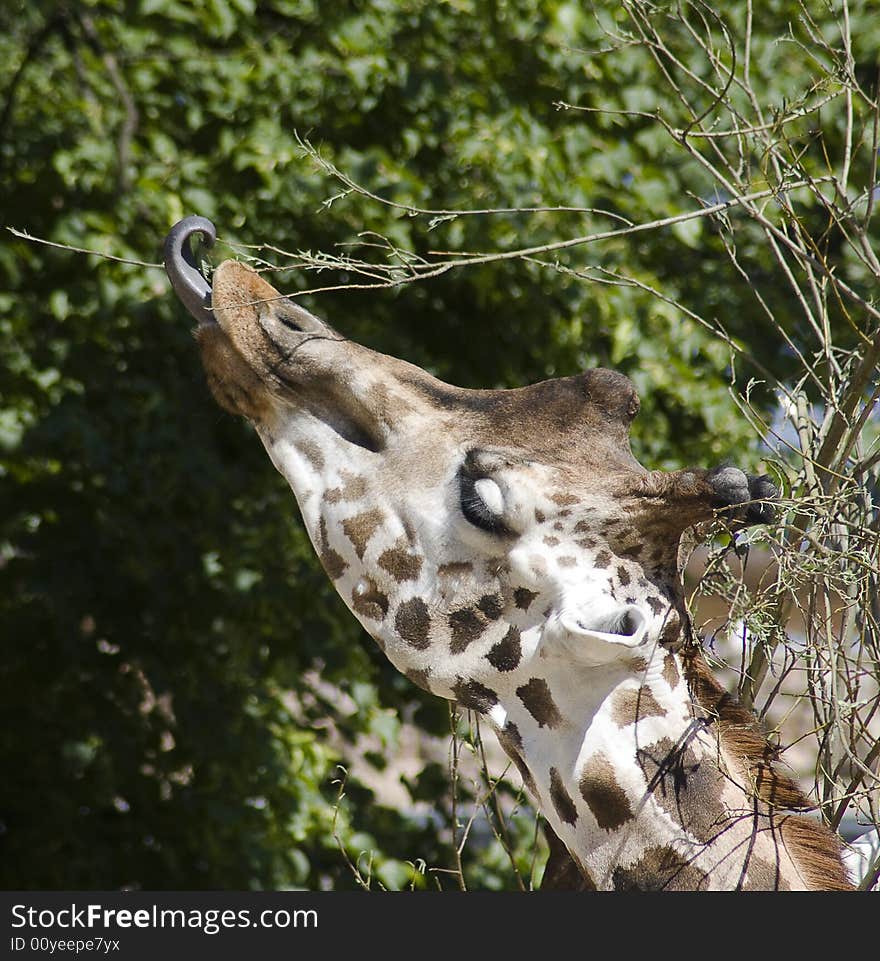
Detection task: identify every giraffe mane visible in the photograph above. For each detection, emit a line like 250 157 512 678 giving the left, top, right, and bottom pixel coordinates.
680 643 853 890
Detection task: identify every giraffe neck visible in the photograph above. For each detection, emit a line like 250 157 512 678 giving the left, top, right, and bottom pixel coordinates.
491 643 816 890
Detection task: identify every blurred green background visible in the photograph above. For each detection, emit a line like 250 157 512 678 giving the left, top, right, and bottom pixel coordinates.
2 0 877 889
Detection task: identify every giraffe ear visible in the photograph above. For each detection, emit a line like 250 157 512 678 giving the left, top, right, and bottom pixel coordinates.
581 368 641 429
568 368 643 471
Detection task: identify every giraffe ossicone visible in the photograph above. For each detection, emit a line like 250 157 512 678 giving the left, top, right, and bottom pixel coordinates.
166 221 851 891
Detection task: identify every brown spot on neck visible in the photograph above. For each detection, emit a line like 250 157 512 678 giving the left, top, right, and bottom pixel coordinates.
636 736 727 843
405 668 433 693
516 678 563 729
378 542 423 582
496 721 538 797
742 855 791 891
486 625 522 672
351 579 389 622
541 826 597 890
395 597 431 650
549 767 579 825
449 607 485 654
452 678 498 714
579 752 633 830
609 685 666 727
646 595 666 615
477 594 503 619
662 652 680 690
297 439 325 470
514 587 538 610
325 469 368 504
612 845 708 891
317 516 348 580
342 508 385 559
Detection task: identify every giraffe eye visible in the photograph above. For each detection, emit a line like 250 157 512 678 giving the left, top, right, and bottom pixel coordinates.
460 473 506 533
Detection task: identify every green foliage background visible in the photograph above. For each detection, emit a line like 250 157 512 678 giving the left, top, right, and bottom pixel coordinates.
2 0 877 889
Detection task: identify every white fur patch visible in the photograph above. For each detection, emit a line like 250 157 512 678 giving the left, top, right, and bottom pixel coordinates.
474 477 504 516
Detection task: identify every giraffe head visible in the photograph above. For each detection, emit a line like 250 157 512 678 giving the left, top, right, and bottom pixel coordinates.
190 255 771 714
165 221 858 893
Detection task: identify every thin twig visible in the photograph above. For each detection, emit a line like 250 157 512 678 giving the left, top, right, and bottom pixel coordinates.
6 226 162 268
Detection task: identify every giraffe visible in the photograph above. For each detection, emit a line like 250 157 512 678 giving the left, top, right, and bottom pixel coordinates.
164 217 852 891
